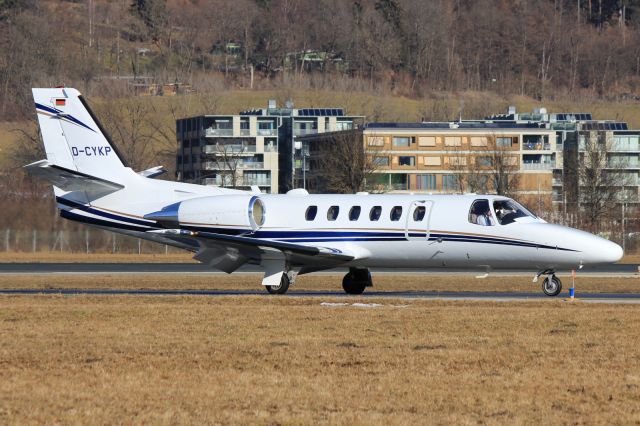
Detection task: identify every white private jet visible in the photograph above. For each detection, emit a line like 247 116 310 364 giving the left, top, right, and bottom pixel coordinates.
26 88 623 296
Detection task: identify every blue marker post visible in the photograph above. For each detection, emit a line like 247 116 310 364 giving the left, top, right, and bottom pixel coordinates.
569 270 576 300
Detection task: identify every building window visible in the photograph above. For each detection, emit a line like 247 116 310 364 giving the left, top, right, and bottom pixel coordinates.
422 156 441 166
368 136 385 146
390 206 403 221
444 136 462 146
504 156 518 166
476 156 493 167
305 206 317 221
398 156 416 166
442 175 459 191
373 156 390 166
418 136 436 147
335 121 353 131
496 137 514 148
413 206 426 221
349 206 361 221
327 206 339 221
369 206 382 221
392 136 413 147
470 136 488 147
416 174 436 190
447 157 467 166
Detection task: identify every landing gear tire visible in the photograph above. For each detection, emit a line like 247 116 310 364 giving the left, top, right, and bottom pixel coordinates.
266 274 290 295
542 275 562 297
342 268 371 295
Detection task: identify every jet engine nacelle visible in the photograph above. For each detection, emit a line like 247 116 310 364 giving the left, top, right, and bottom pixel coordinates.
145 195 266 231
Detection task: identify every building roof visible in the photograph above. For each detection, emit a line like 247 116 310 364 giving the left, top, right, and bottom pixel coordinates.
365 121 548 130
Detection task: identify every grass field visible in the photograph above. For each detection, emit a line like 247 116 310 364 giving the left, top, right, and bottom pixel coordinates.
1 290 640 424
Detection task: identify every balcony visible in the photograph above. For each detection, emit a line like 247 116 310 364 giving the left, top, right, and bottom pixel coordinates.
238 162 264 169
242 178 271 186
205 128 233 137
240 129 251 136
611 140 640 152
293 128 318 136
522 161 556 170
523 142 552 151
257 129 277 136
204 144 256 154
552 178 563 186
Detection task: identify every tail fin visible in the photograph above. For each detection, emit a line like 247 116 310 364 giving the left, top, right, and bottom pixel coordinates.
32 88 128 181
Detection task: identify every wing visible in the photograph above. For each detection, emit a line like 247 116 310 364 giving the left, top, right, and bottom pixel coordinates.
149 229 355 275
25 160 124 198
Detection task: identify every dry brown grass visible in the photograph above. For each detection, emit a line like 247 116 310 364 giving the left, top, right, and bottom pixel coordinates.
0 294 639 424
621 254 640 264
0 273 638 294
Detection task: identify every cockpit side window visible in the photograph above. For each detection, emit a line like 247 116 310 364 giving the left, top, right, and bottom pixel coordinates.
493 199 536 225
469 199 494 226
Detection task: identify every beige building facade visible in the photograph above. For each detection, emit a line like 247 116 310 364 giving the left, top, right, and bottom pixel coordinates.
363 123 557 205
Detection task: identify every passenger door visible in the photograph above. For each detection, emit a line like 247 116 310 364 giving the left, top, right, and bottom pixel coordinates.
405 200 433 241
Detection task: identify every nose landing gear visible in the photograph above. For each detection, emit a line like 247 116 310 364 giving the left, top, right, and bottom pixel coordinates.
535 270 563 297
542 275 563 296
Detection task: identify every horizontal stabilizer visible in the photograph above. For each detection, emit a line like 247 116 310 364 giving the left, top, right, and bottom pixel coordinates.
138 166 167 179
24 160 124 199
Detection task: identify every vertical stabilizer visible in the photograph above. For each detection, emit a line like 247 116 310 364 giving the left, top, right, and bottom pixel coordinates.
32 88 128 182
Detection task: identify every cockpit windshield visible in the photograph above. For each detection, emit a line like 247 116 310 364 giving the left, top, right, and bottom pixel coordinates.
493 199 537 225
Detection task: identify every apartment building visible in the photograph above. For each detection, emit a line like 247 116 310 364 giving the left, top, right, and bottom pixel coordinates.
176 101 364 193
176 112 280 193
486 107 637 205
361 122 557 206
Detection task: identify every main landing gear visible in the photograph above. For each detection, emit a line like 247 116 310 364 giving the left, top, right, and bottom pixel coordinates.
264 268 374 295
535 270 563 297
342 268 373 295
266 272 292 295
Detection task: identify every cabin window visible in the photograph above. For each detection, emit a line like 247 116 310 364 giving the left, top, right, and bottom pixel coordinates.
305 206 318 221
390 206 403 221
327 206 339 221
349 206 361 221
369 206 382 221
469 199 495 226
413 206 426 221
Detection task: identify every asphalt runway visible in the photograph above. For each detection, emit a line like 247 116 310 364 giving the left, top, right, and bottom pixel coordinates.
1 287 640 303
0 263 637 275
2 263 639 302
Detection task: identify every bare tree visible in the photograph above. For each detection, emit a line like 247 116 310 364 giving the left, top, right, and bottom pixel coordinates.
446 134 519 196
481 134 521 197
576 131 631 232
445 145 484 193
96 98 174 172
204 140 249 188
308 130 379 194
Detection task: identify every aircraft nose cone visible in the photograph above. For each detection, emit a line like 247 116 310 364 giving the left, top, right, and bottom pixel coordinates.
601 240 624 263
